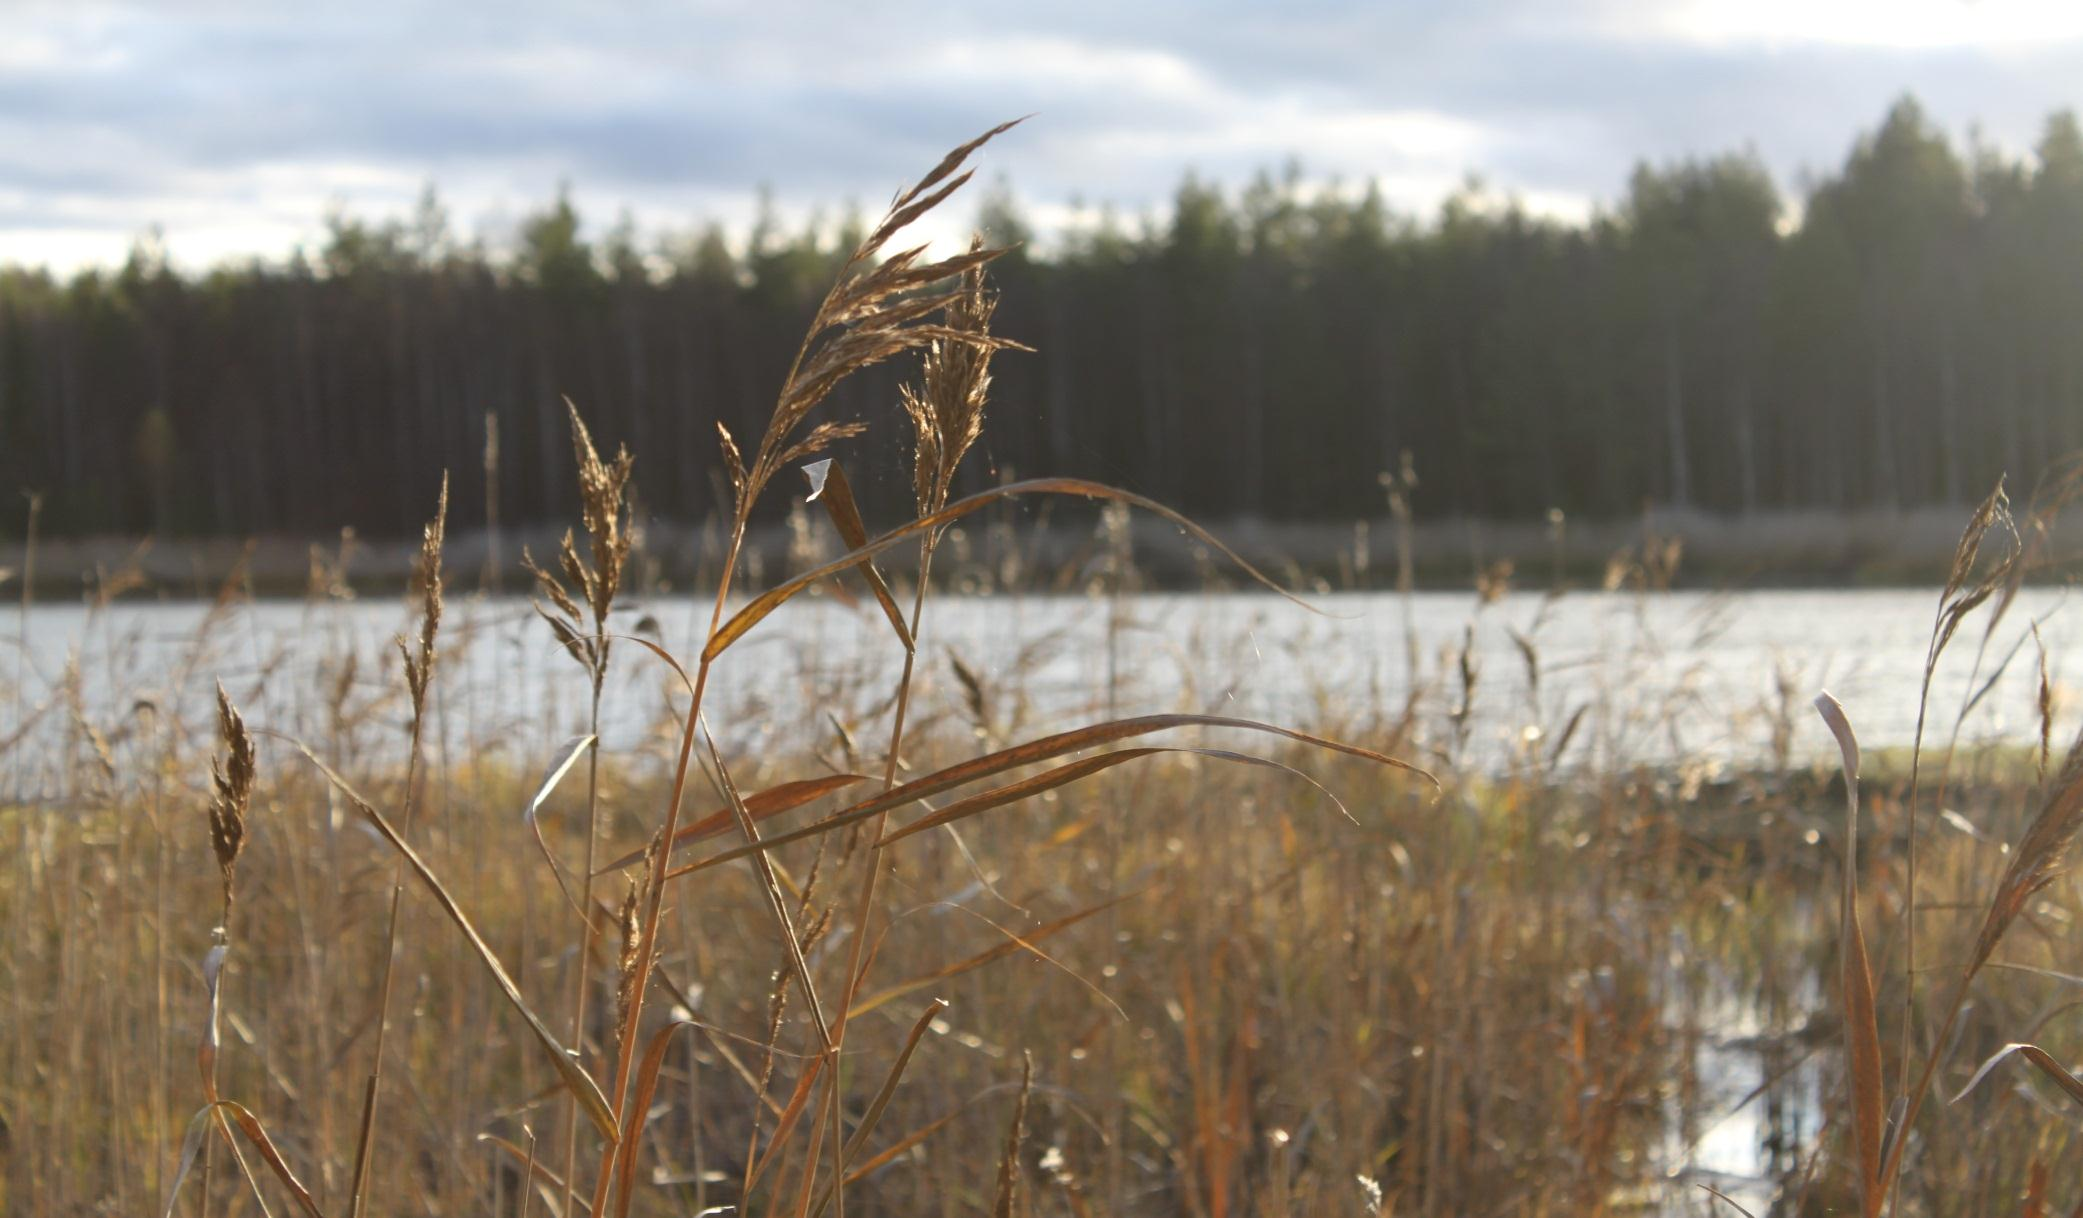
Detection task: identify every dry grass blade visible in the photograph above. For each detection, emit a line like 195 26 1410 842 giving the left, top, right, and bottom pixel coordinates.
477 1136 594 1214
522 734 599 922
198 942 228 1098
803 458 912 650
289 741 619 1139
808 999 949 1218
875 746 1352 847
843 1107 966 1186
992 1051 1034 1218
744 1053 829 1194
2035 622 2053 784
595 773 871 874
704 476 1328 663
1951 1043 2083 1108
1699 1184 1760 1218
192 939 284 1217
163 1101 325 1218
670 712 1429 881
702 730 833 1046
847 895 1133 1021
1815 692 1885 1216
607 1020 700 1218
1877 715 2083 1201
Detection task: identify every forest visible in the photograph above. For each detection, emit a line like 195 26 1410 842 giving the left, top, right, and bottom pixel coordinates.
5 94 2083 540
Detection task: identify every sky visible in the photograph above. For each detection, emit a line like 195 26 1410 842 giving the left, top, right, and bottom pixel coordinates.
5 0 2083 274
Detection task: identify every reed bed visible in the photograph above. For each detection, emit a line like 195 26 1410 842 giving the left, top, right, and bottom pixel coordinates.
6 126 2083 1218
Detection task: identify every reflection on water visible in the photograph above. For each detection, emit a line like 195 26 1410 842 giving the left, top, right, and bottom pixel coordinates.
8 586 2075 785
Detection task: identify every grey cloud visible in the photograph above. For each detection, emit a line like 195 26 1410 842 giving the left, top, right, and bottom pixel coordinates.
4 0 2083 269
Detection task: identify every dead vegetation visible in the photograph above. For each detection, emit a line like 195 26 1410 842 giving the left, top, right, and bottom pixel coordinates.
5 125 2083 1218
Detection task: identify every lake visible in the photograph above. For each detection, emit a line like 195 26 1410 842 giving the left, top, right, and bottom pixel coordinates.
7 585 2074 792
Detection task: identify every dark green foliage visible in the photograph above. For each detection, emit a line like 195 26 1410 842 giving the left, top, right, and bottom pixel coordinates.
6 96 2083 539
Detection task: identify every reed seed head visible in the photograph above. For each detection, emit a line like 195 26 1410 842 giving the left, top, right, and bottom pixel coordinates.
527 402 639 679
399 474 448 713
901 234 1001 515
1970 726 2083 976
565 398 636 625
614 875 642 1036
208 681 255 914
735 121 1025 516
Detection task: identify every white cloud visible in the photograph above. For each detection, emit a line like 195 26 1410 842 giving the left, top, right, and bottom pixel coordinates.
1624 0 2083 50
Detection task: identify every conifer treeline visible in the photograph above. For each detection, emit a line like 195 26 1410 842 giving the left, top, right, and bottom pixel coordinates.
6 96 2082 540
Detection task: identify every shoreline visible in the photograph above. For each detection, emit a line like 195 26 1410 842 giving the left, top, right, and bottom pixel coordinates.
4 503 2074 602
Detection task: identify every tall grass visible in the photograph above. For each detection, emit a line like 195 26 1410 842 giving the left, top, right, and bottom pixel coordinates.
4 124 2083 1218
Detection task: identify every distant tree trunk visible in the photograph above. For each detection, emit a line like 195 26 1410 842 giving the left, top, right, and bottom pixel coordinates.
1135 279 1172 501
1871 318 1899 509
1237 303 1265 517
1731 383 1757 515
1663 324 1691 508
1043 284 1073 471
2001 342 2024 483
1938 324 1962 503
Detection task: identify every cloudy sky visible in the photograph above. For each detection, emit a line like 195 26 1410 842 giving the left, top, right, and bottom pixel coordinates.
6 0 2083 273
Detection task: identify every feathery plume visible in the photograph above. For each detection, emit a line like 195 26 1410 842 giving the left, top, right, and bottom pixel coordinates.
208 682 256 918
900 234 1003 515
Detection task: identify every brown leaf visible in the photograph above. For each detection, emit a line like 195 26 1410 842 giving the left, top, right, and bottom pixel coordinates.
875 746 1350 847
1815 692 1884 1215
593 772 871 875
670 713 1430 882
163 1100 325 1218
804 458 913 650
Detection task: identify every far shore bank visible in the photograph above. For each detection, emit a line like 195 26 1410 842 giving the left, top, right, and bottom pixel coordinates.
4 503 2074 602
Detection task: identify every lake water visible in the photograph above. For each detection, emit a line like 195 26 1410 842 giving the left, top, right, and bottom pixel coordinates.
7 585 2076 790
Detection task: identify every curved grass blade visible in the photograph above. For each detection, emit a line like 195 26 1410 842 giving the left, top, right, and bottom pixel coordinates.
1952 1042 2083 1109
594 772 870 876
1815 691 1885 1216
1699 1184 1759 1218
876 747 1349 847
669 713 1432 882
843 1107 966 1186
523 735 598 923
810 999 948 1218
477 1135 594 1214
848 896 1133 1021
163 1100 324 1218
289 741 619 1141
704 477 1319 663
